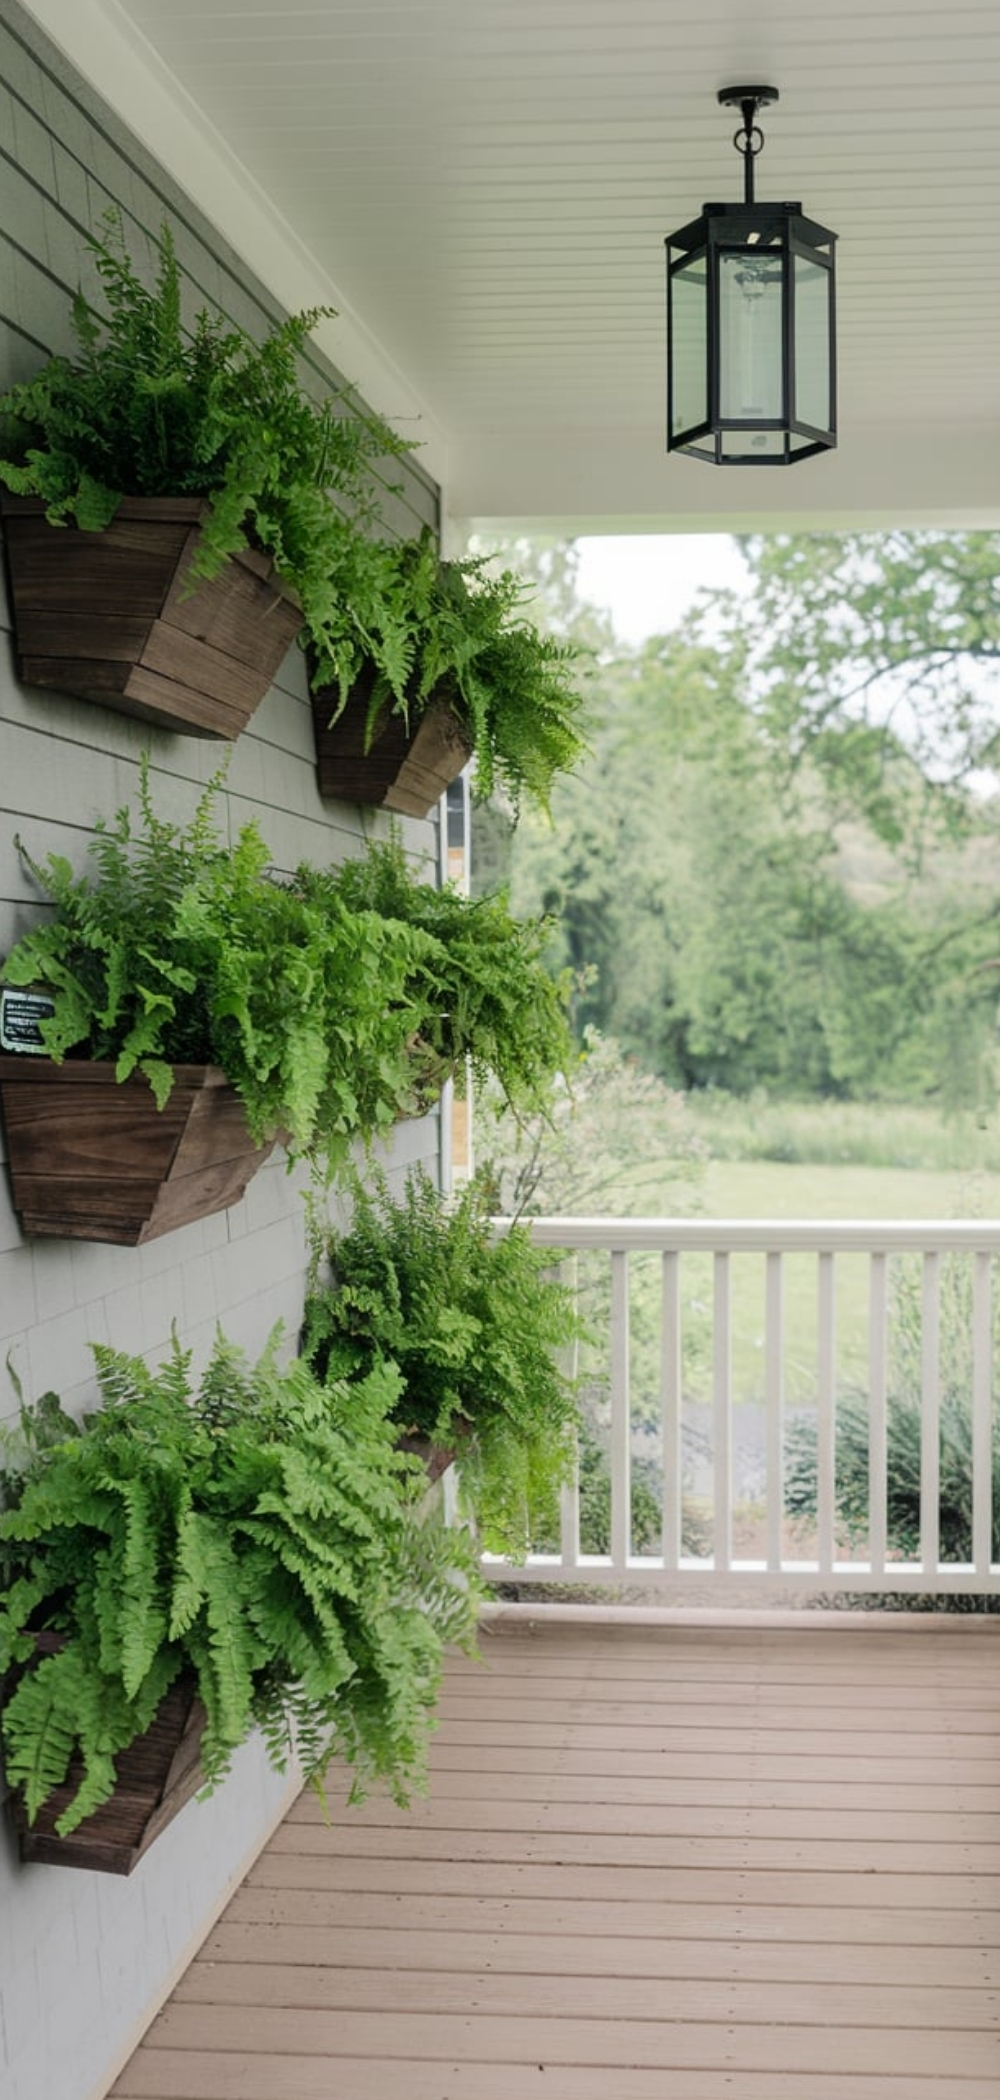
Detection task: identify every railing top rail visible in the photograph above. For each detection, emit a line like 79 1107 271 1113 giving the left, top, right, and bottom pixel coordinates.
494 1216 1000 1253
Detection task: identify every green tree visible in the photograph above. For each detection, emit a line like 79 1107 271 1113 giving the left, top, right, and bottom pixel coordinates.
707 532 1000 851
497 535 1000 1106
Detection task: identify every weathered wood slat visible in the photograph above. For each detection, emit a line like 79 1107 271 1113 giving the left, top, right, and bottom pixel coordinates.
267 1820 1000 1873
173 1959 1000 2032
201 1921 1000 1989
112 1620 1000 2100
287 1796 1000 1842
443 1671 1000 1705
322 1765 1000 1811
434 1692 1000 1730
246 1850 1000 1906
0 1058 275 1243
226 1884 1000 1946
429 1718 1000 1755
425 1741 1000 1784
311 672 472 815
125 2001 1000 2076
453 1647 1000 1681
1 495 301 738
476 1619 1000 1649
109 2055 1000 2100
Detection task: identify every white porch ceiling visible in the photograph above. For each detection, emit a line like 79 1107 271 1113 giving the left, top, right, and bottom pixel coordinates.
21 0 1000 533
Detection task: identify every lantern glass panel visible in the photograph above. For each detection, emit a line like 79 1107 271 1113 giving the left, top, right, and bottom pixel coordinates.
794 251 831 432
720 430 788 461
670 251 707 438
718 247 784 424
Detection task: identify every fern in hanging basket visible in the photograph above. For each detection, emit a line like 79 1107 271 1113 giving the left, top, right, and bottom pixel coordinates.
310 528 590 815
295 830 572 1119
303 1166 584 1554
0 761 445 1177
0 209 411 662
0 1331 481 1834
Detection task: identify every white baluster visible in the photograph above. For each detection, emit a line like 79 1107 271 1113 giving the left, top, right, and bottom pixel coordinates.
765 1250 785 1572
713 1250 732 1571
817 1252 836 1576
559 1251 580 1569
609 1248 630 1571
920 1252 941 1579
868 1252 888 1576
661 1249 682 1570
972 1251 992 1577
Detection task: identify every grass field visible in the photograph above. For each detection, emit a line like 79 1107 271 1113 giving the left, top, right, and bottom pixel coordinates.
686 1157 1000 1405
685 1092 1000 1175
610 1120 1000 1415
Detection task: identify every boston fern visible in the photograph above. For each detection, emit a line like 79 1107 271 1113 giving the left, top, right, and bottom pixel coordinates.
0 209 409 661
303 1167 584 1554
297 831 572 1118
2 773 570 1157
313 528 590 816
0 762 442 1173
0 1331 480 1834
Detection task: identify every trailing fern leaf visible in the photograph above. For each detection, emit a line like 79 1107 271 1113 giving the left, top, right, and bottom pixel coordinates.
0 1330 481 1834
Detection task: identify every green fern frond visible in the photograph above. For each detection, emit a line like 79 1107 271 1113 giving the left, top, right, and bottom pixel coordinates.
2 1647 98 1821
2 1328 481 1818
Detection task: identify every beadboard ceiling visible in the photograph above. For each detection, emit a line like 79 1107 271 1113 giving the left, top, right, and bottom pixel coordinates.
23 0 1000 532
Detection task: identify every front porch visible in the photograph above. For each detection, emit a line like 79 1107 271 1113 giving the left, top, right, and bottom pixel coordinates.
112 1607 1000 2100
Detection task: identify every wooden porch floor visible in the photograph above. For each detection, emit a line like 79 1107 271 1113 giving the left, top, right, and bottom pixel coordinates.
113 1609 1000 2100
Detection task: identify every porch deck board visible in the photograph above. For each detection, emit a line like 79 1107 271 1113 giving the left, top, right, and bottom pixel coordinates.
111 1615 1000 2100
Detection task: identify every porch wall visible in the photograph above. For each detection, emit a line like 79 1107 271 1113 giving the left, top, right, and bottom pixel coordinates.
0 7 442 2098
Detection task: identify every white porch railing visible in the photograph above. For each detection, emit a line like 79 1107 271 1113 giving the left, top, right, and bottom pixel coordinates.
481 1219 1000 1596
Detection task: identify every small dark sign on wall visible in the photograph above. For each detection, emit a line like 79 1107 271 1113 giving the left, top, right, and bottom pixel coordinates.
0 986 56 1052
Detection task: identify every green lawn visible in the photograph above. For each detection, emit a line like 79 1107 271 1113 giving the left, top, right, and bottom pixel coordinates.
626 1157 1000 1414
702 1157 1000 1223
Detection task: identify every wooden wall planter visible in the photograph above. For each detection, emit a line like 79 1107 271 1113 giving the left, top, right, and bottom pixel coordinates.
396 1431 459 1484
311 664 472 817
1 494 302 739
0 1058 276 1245
13 1671 207 1875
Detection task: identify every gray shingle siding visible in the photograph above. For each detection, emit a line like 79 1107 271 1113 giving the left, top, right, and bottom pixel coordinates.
0 9 443 2098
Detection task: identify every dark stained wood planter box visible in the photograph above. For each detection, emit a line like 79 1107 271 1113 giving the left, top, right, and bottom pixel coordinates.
13 1671 207 1875
1 494 303 738
396 1432 459 1484
0 1058 276 1244
311 664 473 817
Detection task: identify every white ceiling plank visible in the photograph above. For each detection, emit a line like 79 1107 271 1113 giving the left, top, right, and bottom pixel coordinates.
15 0 1000 530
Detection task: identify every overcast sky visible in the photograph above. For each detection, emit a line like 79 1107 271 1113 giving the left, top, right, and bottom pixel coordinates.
573 533 747 646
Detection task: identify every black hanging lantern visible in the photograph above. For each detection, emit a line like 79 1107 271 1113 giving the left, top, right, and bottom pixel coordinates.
666 87 837 465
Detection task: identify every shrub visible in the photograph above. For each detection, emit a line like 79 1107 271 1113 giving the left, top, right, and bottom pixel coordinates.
784 1253 1000 1564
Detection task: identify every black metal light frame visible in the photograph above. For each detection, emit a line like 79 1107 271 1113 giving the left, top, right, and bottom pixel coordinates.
666 87 837 465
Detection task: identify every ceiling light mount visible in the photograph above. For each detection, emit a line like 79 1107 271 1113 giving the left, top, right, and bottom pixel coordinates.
717 85 779 204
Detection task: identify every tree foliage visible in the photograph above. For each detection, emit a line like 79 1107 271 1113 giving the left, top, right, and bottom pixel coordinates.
712 532 1000 846
496 532 1000 1107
